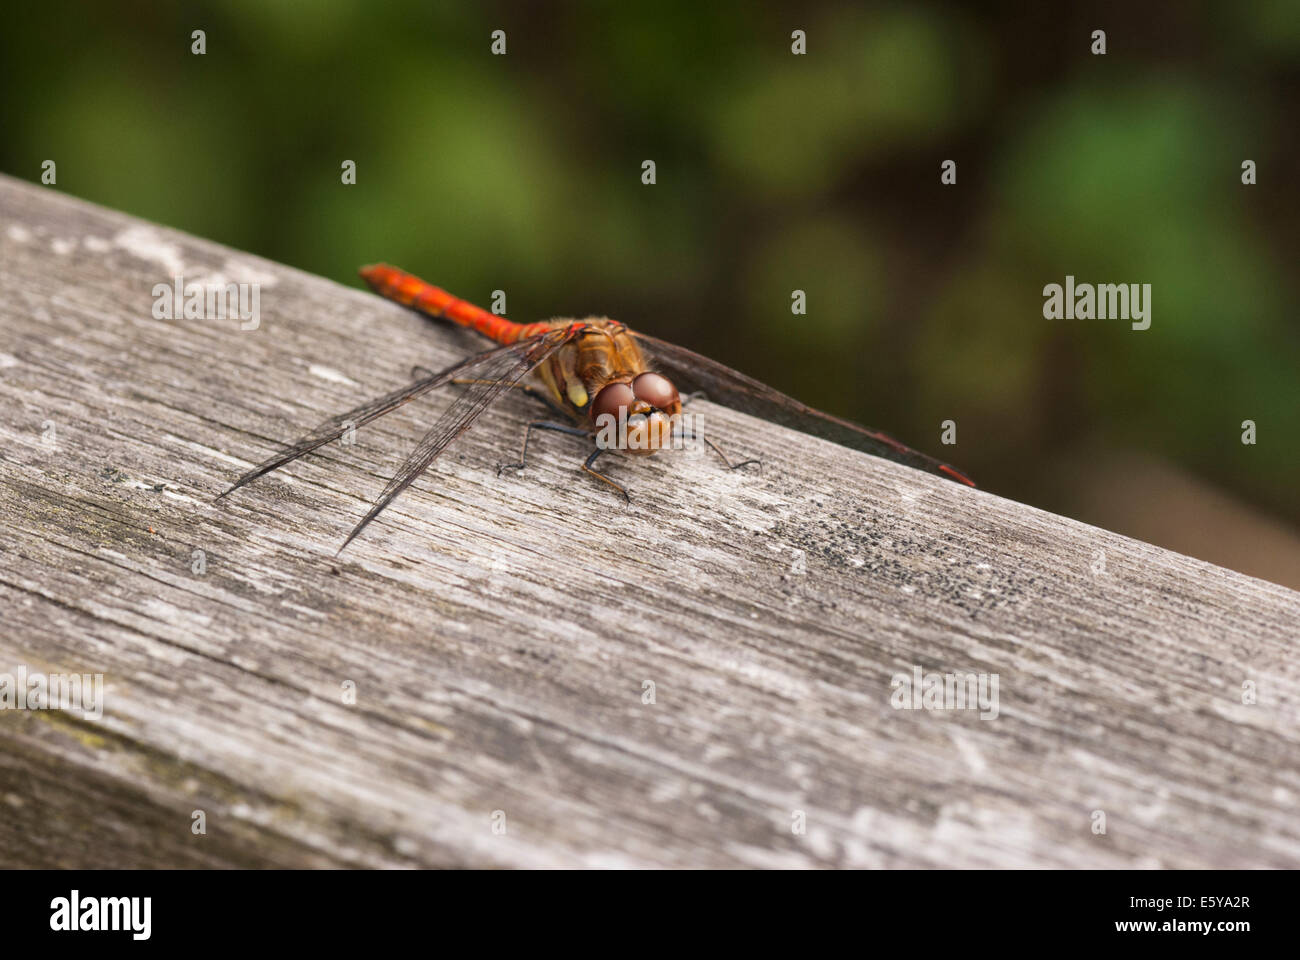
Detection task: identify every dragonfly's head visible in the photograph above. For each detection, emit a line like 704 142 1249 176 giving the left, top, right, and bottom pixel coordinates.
589 373 681 456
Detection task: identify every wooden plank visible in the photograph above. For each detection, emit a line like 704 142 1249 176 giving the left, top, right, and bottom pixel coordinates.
1 174 1297 868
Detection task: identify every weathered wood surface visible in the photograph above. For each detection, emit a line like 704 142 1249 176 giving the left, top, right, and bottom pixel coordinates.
1 175 1297 868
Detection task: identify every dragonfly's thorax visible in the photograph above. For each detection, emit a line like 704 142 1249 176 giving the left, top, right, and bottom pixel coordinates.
536 318 682 454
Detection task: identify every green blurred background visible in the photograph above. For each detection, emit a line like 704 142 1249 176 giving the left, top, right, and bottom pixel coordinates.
4 1 1298 585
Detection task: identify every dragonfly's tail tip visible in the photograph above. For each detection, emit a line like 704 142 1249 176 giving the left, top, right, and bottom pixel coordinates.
939 464 977 488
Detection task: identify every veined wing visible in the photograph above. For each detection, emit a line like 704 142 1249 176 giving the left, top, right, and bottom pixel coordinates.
219 335 563 498
220 328 582 551
632 332 975 487
335 326 581 552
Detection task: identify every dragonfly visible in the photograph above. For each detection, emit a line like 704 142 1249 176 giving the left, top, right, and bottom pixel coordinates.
219 264 973 551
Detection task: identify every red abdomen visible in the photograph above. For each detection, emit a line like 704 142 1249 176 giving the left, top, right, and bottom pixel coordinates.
359 264 547 345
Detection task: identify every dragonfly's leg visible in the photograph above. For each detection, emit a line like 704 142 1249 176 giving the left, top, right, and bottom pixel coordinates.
450 377 569 418
671 426 762 473
679 390 709 408
703 436 761 473
582 448 631 503
498 421 588 476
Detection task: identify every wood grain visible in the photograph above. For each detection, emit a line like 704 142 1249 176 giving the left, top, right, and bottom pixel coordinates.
1 175 1297 868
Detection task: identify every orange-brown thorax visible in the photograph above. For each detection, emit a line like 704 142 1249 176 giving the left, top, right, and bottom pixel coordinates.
356 269 681 452
534 318 682 455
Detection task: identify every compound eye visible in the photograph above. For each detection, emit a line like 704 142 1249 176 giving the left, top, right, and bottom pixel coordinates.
632 372 679 410
591 381 636 423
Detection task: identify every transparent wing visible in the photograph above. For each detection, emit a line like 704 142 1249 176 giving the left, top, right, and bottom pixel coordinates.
219 336 566 500
336 326 580 552
632 332 975 486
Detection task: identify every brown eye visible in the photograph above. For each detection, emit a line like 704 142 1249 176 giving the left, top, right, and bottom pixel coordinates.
632 372 678 410
591 381 636 423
